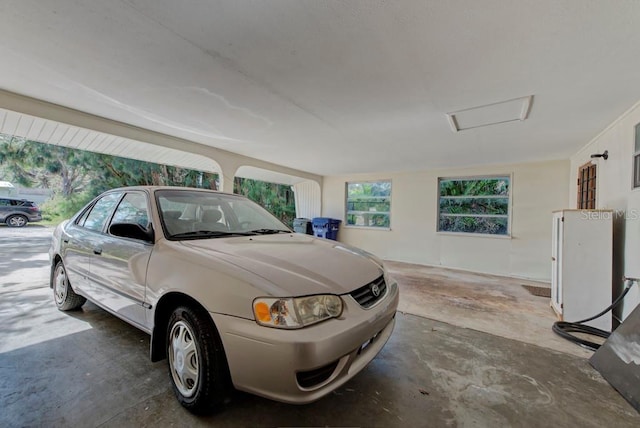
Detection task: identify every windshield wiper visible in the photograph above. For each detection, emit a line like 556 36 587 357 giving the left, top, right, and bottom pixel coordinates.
171 230 256 239
248 228 291 235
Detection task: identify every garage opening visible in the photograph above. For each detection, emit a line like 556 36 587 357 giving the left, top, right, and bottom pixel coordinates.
0 133 220 225
235 165 321 229
233 177 296 227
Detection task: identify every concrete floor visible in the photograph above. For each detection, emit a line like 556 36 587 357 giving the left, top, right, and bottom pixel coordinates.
1 226 638 427
387 261 594 358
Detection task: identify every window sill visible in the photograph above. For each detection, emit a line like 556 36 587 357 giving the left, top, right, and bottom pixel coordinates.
343 225 391 231
437 231 512 239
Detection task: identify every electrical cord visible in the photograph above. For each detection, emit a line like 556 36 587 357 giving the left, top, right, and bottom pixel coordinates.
552 280 636 351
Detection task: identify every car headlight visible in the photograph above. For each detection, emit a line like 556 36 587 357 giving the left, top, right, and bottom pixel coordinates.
253 295 343 329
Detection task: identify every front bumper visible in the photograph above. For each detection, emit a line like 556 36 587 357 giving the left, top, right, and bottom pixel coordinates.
211 281 399 404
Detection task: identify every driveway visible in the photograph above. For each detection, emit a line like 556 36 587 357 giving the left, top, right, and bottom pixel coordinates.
0 225 52 294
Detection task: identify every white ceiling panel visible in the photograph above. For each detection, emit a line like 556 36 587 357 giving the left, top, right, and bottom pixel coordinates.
13 115 34 139
36 121 59 143
25 117 47 141
1 110 21 137
0 108 220 173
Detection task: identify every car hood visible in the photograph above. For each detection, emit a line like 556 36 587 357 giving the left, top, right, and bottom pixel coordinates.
179 234 383 296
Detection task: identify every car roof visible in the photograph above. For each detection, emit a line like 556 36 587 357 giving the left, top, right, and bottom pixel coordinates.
2 197 33 202
103 186 248 199
105 185 223 193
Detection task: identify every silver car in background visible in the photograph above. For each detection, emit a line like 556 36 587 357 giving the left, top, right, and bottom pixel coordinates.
49 186 399 414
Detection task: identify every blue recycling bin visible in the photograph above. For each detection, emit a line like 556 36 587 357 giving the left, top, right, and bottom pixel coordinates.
312 217 341 240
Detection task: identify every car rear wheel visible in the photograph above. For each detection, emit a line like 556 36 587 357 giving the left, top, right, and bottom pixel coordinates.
167 305 230 414
6 214 27 227
52 261 86 311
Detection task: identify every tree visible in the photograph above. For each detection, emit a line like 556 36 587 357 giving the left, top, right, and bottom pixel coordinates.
0 135 92 195
87 155 218 195
0 136 220 195
234 177 296 227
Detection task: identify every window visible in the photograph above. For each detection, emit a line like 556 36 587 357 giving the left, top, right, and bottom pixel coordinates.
81 193 122 232
634 123 640 188
345 180 391 228
577 162 597 209
0 199 28 206
438 176 510 236
75 206 92 227
111 192 150 229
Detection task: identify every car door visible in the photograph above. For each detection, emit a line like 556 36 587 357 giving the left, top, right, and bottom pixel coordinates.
61 192 123 294
88 191 153 331
0 198 10 222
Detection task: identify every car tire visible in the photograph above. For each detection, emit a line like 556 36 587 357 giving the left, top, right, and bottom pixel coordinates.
52 261 86 311
167 305 230 414
6 214 28 227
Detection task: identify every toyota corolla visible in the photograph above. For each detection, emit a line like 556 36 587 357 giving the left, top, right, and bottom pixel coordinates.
49 186 399 414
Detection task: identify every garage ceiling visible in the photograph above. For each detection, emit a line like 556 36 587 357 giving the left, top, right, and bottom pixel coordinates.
1 0 639 176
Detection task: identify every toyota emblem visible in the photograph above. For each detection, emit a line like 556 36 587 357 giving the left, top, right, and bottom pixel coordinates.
371 283 380 297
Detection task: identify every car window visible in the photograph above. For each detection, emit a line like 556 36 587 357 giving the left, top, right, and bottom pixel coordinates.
82 193 122 232
0 199 9 206
75 206 92 226
110 192 150 229
156 190 290 239
229 200 272 227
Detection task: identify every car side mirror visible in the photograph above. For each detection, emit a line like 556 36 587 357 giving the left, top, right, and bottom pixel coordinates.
109 222 154 243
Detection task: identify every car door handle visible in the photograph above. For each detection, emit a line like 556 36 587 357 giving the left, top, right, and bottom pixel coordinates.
93 247 103 255
63 239 69 243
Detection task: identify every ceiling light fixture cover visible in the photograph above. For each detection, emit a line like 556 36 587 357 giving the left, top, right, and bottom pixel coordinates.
446 95 533 132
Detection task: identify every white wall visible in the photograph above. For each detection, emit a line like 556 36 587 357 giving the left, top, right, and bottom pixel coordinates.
322 159 569 282
570 101 640 321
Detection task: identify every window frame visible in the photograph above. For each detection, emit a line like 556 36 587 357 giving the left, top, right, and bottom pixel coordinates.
437 174 513 238
577 162 597 209
344 179 392 230
109 191 152 231
76 192 123 233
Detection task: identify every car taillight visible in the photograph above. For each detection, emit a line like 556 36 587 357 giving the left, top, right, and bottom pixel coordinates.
28 206 39 212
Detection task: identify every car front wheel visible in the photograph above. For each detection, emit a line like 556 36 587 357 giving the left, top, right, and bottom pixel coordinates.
167 305 230 414
52 261 86 311
6 214 27 227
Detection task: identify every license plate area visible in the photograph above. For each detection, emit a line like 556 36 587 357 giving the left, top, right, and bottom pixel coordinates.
358 331 380 354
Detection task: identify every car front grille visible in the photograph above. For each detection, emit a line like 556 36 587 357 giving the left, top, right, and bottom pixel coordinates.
350 275 387 308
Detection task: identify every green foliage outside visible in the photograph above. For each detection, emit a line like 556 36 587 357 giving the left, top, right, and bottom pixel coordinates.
234 177 296 228
346 181 391 227
438 177 510 235
39 193 93 225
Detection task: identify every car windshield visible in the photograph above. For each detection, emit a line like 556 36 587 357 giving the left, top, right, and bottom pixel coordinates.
156 190 291 240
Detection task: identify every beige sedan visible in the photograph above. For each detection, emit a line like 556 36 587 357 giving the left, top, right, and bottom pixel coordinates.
49 186 399 414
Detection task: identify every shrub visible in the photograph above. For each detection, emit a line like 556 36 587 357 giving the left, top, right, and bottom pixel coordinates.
40 192 94 224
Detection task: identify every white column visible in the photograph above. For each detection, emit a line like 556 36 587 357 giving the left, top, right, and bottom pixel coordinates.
293 180 322 219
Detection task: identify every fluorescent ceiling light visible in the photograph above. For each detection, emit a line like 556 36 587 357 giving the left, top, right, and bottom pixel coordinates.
446 95 533 132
